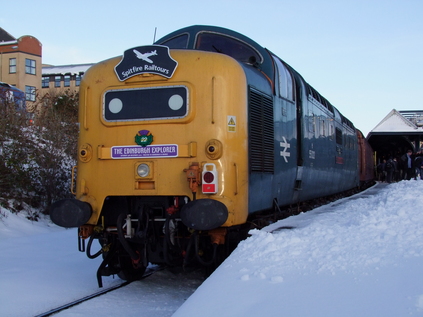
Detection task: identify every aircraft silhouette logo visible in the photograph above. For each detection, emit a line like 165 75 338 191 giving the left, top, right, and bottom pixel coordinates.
133 49 157 63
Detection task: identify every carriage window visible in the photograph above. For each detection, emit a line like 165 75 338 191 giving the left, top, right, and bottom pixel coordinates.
321 119 326 136
273 56 294 101
104 86 188 122
159 34 189 49
335 128 343 145
195 32 262 64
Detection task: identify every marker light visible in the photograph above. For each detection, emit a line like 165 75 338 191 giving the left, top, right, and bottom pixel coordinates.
203 172 214 183
202 163 218 194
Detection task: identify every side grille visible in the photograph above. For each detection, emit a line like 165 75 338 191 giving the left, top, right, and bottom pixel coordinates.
249 88 274 173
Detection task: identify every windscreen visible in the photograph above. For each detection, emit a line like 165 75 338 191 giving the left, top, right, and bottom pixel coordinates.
104 86 188 122
196 32 262 64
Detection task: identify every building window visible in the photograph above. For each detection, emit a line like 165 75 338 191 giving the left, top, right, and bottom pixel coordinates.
9 58 16 73
25 59 36 75
25 86 36 101
75 74 81 86
42 76 49 88
55 76 61 88
64 75 70 87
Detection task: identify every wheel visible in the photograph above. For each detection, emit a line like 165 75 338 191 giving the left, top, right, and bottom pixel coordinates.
117 255 146 281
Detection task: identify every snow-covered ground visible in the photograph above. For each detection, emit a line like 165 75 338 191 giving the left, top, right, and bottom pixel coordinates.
0 208 203 317
2 181 423 316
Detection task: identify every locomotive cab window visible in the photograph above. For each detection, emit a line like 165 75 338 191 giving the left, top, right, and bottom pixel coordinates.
103 86 188 122
272 56 294 101
195 32 262 65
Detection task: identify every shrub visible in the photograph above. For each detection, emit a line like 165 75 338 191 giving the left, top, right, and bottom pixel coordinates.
0 90 79 215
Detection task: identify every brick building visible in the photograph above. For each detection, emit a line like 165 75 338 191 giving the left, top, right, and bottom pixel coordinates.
41 63 93 95
1 27 93 109
0 27 42 107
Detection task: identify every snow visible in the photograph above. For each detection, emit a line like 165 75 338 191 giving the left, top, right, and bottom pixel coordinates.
41 64 94 76
0 210 203 317
175 181 423 316
2 180 423 316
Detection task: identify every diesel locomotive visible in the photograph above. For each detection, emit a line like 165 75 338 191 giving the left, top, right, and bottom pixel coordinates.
50 25 374 286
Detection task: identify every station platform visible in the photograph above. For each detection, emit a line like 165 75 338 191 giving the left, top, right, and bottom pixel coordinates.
264 182 389 233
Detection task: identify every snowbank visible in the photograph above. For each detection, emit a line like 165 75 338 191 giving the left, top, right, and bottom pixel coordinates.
174 181 423 316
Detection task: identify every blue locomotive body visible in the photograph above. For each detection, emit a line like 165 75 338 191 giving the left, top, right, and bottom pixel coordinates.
156 25 360 214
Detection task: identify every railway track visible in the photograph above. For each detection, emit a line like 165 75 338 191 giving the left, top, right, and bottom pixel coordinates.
32 184 381 317
33 266 163 317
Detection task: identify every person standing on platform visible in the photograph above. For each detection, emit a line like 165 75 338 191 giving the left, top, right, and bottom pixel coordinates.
415 154 423 180
403 150 416 180
385 157 395 183
377 160 386 182
393 158 400 182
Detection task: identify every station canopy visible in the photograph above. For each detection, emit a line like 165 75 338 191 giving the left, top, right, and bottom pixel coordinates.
367 109 423 161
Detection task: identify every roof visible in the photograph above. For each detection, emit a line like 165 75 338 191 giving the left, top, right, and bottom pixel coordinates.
398 110 423 127
42 63 94 76
0 81 24 93
0 27 16 43
154 25 274 80
367 109 423 157
367 109 423 135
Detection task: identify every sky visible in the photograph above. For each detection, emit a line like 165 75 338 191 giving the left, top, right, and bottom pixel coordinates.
1 0 422 136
